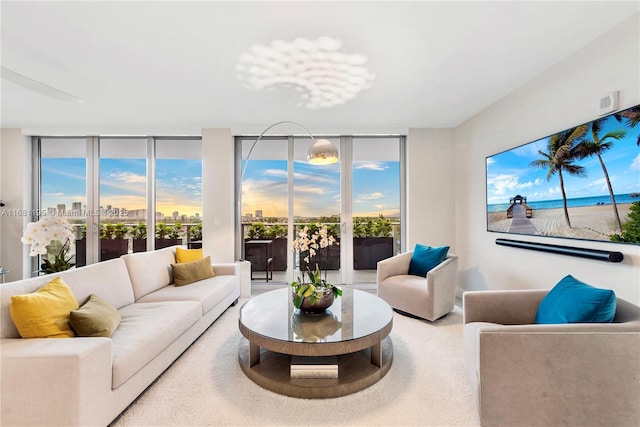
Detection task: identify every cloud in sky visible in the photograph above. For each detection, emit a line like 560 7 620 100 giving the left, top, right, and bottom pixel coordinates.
354 161 387 171
632 153 640 172
358 192 384 201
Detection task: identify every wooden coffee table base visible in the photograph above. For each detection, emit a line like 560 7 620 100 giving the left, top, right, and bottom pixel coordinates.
238 336 393 398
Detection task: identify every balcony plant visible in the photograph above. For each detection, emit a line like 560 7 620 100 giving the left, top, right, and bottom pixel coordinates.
188 223 203 249
291 223 342 313
131 223 147 253
22 216 76 274
156 222 182 249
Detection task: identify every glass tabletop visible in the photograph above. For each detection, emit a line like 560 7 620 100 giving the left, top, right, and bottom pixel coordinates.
239 287 393 343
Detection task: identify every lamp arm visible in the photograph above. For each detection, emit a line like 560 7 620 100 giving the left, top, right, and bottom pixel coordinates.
241 120 317 180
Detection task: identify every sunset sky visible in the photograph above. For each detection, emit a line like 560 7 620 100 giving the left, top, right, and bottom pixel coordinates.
242 159 400 219
41 158 203 218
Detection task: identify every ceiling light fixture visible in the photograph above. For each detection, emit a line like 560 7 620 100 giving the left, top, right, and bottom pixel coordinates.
236 37 375 109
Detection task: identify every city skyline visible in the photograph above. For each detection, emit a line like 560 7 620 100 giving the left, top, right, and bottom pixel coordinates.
41 158 203 219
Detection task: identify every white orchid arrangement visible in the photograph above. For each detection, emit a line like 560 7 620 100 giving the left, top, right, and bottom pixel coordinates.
22 217 76 273
292 223 337 265
291 223 341 309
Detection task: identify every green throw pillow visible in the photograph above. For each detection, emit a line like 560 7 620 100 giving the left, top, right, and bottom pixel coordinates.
171 256 214 286
408 244 450 277
69 294 121 337
535 275 616 324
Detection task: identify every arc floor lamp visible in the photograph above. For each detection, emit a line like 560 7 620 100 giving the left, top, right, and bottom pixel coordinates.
241 120 339 181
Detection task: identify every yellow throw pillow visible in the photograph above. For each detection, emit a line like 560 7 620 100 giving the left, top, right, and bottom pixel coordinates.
70 294 122 338
176 247 203 263
10 276 79 338
171 256 214 286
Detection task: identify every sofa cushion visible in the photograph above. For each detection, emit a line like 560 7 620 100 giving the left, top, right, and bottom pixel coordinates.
408 244 449 277
176 247 203 263
122 247 177 299
535 275 616 324
10 277 79 338
136 275 237 315
171 257 214 286
70 294 122 337
111 301 201 388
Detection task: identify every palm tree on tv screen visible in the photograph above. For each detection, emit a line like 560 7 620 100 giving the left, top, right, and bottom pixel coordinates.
613 106 640 145
530 125 587 228
576 118 627 231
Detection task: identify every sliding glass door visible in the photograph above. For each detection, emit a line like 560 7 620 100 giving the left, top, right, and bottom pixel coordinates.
237 134 404 287
239 137 289 282
293 137 342 284
351 137 402 284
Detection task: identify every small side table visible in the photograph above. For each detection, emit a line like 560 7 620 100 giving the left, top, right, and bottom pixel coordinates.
245 240 273 282
0 268 9 283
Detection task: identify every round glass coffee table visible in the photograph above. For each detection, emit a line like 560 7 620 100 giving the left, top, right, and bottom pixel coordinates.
238 287 393 398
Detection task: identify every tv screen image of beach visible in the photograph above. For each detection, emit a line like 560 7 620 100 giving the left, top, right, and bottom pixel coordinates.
486 104 640 245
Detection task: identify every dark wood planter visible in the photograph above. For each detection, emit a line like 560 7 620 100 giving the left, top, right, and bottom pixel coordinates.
75 238 86 267
353 237 394 270
271 238 288 271
133 239 146 253
300 240 340 271
155 238 181 249
100 239 129 261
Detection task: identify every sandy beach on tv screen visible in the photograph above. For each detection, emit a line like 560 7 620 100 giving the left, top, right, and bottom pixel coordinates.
488 203 632 241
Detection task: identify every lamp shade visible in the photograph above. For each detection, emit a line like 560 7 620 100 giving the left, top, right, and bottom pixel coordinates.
307 139 339 165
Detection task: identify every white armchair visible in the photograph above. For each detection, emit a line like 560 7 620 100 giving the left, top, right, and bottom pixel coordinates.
377 251 459 321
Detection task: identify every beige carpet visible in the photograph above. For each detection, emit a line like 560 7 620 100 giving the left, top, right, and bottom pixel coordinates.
111 301 479 427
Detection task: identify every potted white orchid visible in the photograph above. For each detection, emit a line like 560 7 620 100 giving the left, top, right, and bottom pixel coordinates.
22 217 76 274
291 223 342 313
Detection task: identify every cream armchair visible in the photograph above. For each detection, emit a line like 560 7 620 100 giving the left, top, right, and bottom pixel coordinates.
463 290 640 427
377 251 459 321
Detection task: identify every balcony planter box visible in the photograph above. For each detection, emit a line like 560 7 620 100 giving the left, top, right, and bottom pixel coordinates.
353 237 394 270
100 239 129 261
155 238 181 249
75 238 86 267
75 238 130 265
133 239 146 253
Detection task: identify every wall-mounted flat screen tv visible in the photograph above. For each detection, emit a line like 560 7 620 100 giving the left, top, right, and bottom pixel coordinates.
486 104 640 245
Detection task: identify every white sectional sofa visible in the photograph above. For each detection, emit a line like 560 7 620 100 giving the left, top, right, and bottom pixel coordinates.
0 246 240 427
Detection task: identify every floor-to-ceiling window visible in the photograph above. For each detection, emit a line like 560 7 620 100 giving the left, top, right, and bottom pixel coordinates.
294 136 342 284
351 137 402 284
238 136 289 282
237 134 404 288
39 137 87 268
99 138 147 261
35 136 202 270
155 138 203 249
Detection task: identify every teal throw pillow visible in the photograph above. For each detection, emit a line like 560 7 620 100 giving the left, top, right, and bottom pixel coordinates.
408 244 449 277
535 275 616 324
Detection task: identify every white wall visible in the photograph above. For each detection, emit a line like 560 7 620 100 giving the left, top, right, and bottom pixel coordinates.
202 128 235 263
454 14 640 304
406 128 456 251
0 129 31 282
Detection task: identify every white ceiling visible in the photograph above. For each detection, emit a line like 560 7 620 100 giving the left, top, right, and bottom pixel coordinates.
1 1 638 134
